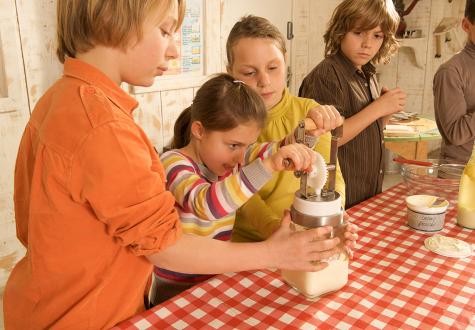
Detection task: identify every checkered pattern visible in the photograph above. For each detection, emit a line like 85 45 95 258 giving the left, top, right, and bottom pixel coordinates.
114 183 475 330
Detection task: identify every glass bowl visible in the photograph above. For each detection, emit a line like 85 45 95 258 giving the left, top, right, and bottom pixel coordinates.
401 160 464 204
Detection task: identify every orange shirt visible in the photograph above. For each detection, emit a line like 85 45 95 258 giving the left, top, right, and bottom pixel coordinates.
4 58 182 329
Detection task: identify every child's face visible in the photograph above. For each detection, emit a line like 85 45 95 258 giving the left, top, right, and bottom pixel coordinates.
118 2 179 86
194 121 261 176
227 38 287 111
340 25 384 70
462 17 475 45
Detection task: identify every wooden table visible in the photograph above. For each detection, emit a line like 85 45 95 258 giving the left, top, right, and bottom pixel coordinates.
114 183 475 329
384 117 441 160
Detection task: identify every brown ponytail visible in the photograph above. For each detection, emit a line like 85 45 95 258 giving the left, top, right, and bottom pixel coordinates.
170 106 192 149
168 73 267 150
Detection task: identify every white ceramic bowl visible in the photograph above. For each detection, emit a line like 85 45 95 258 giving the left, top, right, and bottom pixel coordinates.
405 195 449 214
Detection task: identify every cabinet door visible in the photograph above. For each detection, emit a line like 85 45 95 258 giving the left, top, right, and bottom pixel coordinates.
0 0 29 298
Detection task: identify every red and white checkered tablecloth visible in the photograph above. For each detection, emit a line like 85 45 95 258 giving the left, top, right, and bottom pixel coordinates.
114 183 475 329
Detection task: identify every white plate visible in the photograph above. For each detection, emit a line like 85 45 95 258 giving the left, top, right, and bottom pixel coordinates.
424 235 474 258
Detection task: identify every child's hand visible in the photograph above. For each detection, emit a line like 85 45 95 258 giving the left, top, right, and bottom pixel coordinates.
342 212 359 259
376 86 406 117
264 210 341 271
263 143 316 173
305 105 344 137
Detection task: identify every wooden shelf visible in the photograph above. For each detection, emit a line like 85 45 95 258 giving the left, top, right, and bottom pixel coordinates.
397 37 426 69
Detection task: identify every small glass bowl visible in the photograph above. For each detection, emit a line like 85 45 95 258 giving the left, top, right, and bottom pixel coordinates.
401 161 464 204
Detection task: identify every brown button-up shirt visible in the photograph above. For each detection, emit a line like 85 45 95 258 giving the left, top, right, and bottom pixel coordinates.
299 51 384 208
433 40 475 164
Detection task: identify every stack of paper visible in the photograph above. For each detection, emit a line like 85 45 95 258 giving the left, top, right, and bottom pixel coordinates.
391 112 418 122
384 124 417 136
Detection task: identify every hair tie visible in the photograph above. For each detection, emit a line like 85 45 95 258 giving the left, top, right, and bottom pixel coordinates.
233 79 245 84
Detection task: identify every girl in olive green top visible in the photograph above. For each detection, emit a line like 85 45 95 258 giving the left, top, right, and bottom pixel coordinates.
226 15 346 242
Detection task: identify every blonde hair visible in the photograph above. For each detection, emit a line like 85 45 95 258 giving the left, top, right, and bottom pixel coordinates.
324 0 399 65
56 0 185 63
226 15 286 69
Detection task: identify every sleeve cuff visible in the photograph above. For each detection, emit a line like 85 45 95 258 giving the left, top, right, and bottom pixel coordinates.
241 158 273 192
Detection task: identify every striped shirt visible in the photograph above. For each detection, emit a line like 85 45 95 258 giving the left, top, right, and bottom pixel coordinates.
299 51 385 208
154 140 283 284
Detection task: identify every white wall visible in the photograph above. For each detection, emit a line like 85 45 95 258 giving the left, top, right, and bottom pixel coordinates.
291 0 345 92
0 1 32 327
220 0 292 71
377 0 466 115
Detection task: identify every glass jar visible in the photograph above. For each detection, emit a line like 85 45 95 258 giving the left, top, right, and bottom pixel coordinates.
281 192 348 299
457 144 475 229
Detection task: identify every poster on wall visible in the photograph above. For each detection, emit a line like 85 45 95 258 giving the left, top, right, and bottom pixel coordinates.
162 0 203 77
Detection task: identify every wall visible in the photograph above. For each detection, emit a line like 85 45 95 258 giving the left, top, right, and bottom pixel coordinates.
377 0 466 115
0 1 31 326
0 0 467 327
378 0 466 157
291 0 344 92
220 0 292 73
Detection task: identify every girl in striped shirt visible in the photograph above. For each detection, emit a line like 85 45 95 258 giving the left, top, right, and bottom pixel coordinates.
151 73 321 304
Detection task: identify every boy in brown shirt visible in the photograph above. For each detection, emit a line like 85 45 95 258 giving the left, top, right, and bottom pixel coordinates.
299 0 406 208
433 0 475 164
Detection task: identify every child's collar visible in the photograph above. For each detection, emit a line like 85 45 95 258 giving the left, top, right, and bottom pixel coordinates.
335 51 376 76
466 40 475 56
63 57 137 115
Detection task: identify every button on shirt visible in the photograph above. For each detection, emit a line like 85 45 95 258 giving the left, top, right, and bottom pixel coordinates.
299 51 385 208
4 58 182 329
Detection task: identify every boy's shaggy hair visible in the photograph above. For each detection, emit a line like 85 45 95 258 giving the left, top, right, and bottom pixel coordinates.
324 0 400 65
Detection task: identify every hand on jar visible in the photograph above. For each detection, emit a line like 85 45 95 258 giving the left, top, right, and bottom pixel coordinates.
264 210 342 272
343 212 359 259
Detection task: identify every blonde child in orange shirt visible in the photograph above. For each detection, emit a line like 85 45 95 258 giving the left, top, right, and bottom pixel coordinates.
4 1 358 328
